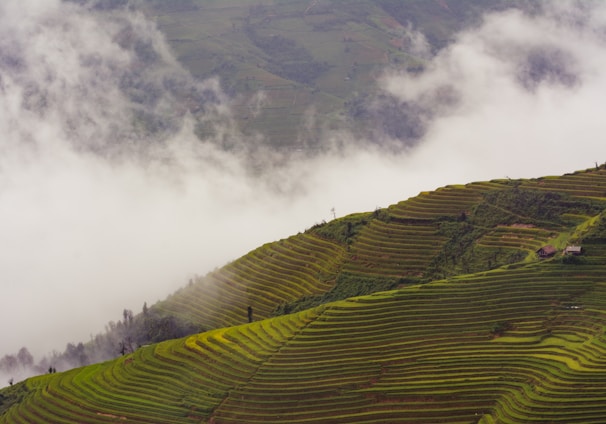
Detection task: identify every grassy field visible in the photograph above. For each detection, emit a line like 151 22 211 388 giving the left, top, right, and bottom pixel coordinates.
3 167 606 422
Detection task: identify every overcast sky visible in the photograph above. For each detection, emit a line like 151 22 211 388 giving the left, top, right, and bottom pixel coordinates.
1 0 606 366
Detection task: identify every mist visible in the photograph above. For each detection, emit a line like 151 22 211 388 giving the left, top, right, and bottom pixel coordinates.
1 0 606 384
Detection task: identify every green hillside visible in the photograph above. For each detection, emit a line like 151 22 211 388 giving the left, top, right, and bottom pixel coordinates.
153 168 606 328
3 167 606 423
139 0 526 149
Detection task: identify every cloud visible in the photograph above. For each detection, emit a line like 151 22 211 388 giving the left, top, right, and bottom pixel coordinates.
0 0 250 360
380 2 606 180
1 0 606 377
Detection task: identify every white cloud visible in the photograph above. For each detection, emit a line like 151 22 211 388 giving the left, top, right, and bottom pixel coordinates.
381 2 606 181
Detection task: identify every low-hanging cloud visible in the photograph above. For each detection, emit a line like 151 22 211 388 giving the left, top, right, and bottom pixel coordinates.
380 1 606 179
1 0 606 383
0 0 271 361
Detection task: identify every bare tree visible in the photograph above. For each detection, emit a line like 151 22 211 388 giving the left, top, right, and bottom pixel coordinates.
123 309 134 327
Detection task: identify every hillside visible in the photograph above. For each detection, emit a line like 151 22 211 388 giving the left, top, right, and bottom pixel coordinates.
3 167 606 423
151 167 606 329
139 0 528 149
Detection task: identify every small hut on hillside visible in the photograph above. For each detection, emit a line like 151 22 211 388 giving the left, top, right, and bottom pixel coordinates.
536 245 557 258
563 245 583 256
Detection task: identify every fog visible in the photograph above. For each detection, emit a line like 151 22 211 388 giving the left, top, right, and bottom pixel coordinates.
1 0 606 380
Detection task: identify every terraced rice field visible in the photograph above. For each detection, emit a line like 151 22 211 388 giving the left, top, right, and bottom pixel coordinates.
157 233 347 327
476 225 555 251
153 168 606 332
5 168 606 423
524 169 606 198
6 258 606 423
343 220 447 278
387 185 486 221
341 183 513 280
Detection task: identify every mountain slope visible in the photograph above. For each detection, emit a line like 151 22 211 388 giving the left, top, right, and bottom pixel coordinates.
3 167 606 423
153 167 606 328
20 167 604 375
140 0 529 149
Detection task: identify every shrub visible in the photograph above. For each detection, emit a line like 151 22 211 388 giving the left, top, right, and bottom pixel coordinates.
490 321 513 337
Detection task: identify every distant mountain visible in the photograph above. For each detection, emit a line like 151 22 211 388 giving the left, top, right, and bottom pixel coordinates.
140 0 531 150
3 166 606 423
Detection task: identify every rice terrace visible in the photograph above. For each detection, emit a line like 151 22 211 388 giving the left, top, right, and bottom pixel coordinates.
2 0 606 423
4 167 606 423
